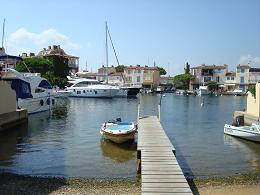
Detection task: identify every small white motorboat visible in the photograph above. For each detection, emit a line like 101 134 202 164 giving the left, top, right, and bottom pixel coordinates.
100 118 137 144
224 123 260 142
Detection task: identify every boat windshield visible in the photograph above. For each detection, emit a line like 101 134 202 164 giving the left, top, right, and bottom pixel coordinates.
73 81 100 87
251 124 260 132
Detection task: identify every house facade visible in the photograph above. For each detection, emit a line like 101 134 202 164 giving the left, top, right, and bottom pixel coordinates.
0 47 22 69
37 45 79 73
190 64 228 90
248 68 260 86
224 71 236 91
235 65 250 91
123 65 160 88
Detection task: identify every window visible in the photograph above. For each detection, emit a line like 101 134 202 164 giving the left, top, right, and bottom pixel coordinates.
77 91 81 94
227 77 230 80
241 69 245 73
231 77 234 80
137 76 140 83
83 90 86 93
35 88 45 93
240 77 244 83
216 76 219 82
38 80 52 89
128 70 132 74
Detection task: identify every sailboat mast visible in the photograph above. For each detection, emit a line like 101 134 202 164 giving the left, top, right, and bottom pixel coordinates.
1 18 5 49
105 21 108 84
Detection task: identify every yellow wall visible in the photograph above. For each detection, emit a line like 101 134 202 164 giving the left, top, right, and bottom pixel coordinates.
0 81 16 114
247 83 260 117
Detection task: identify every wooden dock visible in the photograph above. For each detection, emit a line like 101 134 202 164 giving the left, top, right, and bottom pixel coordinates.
137 115 193 195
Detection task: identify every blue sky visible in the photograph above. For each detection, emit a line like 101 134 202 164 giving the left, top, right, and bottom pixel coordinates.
1 0 260 75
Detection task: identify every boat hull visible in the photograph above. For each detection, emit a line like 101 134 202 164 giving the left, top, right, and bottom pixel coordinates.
224 124 260 142
100 130 136 144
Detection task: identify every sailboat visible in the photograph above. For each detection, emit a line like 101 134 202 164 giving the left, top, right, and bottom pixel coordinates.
104 22 140 98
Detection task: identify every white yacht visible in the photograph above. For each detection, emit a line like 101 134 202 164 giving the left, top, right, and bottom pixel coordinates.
197 86 209 96
1 68 56 114
65 78 119 98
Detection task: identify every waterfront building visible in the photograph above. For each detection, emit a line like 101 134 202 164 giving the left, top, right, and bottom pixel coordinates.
0 47 22 69
248 67 260 86
97 65 116 82
107 72 125 85
37 45 79 74
190 64 228 90
124 65 160 88
235 64 250 91
224 71 236 91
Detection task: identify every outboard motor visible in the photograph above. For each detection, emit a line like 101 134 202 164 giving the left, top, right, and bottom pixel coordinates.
232 115 244 127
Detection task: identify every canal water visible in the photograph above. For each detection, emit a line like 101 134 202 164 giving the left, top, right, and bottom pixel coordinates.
0 94 260 179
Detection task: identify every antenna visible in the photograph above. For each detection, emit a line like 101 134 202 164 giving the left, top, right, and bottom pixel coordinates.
86 60 88 72
1 18 5 48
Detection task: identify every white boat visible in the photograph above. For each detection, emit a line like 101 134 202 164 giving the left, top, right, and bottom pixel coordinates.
197 86 209 96
100 118 137 144
1 68 56 114
65 78 119 98
224 123 260 142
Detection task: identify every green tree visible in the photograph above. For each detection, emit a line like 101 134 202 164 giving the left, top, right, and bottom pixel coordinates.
206 81 218 91
115 65 125 72
16 57 53 74
158 67 167 75
173 74 194 90
16 56 69 88
184 62 190 74
248 85 256 98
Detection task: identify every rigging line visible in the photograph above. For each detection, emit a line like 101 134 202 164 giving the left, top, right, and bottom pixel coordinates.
107 26 120 66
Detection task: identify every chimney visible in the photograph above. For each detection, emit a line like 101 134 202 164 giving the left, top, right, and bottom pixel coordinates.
22 53 27 58
30 53 35 56
43 48 46 50
48 46 51 49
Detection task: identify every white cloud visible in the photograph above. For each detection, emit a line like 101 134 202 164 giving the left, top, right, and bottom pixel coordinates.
239 55 260 66
6 27 80 55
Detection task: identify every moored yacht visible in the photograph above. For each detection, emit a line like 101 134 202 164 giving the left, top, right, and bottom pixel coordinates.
65 78 119 98
1 68 55 114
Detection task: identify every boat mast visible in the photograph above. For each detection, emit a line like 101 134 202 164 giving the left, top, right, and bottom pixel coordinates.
1 18 5 49
105 21 108 84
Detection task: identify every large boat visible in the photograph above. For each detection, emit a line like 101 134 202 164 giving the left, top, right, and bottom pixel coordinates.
100 118 137 144
197 86 209 96
65 78 119 98
224 123 260 142
1 68 56 114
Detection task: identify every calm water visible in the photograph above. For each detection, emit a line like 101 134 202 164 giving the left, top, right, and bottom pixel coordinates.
1 94 260 179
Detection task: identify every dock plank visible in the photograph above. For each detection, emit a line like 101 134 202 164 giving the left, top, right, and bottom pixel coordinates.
138 116 193 195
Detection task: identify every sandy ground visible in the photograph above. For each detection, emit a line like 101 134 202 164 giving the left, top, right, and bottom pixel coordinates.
1 173 260 194
198 184 260 195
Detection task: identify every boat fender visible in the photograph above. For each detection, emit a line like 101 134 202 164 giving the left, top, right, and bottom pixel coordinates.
47 98 50 105
40 99 44 106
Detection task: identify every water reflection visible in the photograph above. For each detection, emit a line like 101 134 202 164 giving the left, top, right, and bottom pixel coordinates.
224 135 260 171
100 138 136 163
0 123 28 166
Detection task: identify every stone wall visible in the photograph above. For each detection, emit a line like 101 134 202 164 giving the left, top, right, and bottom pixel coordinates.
247 83 260 117
0 81 16 114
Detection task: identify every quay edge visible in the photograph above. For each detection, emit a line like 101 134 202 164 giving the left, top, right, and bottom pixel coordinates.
0 109 28 132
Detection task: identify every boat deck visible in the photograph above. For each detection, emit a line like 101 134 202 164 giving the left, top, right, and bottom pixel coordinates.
137 116 193 195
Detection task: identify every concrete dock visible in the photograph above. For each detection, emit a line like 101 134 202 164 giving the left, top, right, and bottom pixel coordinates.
137 115 193 194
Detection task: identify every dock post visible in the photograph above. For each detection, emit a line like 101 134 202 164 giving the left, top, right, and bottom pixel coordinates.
137 103 140 122
157 104 161 121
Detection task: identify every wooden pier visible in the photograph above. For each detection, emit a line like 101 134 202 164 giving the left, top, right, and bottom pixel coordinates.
137 105 193 194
